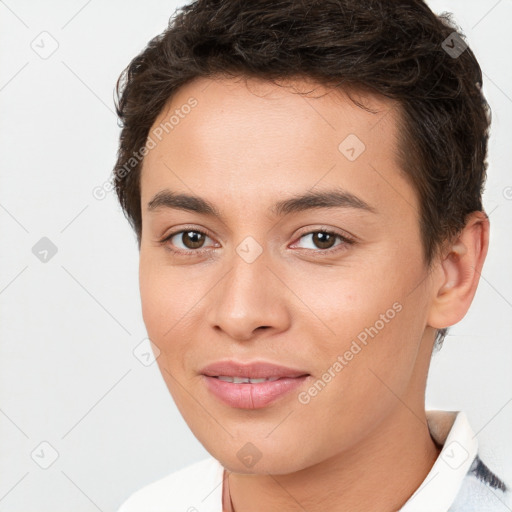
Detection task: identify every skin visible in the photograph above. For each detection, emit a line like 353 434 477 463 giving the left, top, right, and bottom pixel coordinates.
138 75 489 512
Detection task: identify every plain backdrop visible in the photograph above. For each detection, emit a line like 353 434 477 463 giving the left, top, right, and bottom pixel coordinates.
0 1 511 510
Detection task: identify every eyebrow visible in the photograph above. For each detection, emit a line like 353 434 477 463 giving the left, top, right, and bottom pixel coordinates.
146 188 376 219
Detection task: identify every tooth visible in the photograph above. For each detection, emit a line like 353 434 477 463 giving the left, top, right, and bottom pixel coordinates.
215 376 282 383
217 376 234 382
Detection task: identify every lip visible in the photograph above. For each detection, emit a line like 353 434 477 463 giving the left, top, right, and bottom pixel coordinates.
202 375 310 409
200 360 309 379
200 360 310 409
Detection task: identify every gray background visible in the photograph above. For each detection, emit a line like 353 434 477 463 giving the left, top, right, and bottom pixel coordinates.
0 1 511 510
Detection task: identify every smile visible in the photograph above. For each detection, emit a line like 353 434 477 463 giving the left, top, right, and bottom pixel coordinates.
202 374 310 409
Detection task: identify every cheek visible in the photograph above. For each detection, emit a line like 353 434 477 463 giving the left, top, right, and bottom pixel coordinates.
139 255 190 337
287 254 427 380
139 267 189 405
285 262 405 345
139 267 165 337
139 259 184 364
138 259 207 375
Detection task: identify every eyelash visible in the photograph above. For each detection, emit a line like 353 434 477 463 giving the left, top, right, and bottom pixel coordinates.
158 226 356 258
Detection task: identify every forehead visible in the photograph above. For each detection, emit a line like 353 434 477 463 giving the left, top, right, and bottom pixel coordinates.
140 75 415 222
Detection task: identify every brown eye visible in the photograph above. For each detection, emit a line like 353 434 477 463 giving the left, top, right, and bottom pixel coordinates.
311 231 337 249
178 231 206 249
292 229 354 255
161 229 215 254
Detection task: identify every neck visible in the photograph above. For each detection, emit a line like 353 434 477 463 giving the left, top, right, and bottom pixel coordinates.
223 403 441 512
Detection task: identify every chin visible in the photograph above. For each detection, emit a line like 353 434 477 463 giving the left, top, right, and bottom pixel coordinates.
206 440 311 475
220 457 302 475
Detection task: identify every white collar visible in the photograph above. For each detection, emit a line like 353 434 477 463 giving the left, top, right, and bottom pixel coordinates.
399 410 478 511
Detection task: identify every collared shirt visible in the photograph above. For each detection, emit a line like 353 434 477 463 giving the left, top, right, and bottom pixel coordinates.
118 410 510 511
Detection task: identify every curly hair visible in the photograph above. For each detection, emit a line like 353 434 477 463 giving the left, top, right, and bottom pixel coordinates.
112 0 491 351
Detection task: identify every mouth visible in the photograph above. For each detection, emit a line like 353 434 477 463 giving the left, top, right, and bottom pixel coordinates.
199 360 311 409
213 375 291 383
200 359 309 379
211 374 309 384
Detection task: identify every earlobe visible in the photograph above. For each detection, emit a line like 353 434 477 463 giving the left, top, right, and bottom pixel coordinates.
427 211 489 330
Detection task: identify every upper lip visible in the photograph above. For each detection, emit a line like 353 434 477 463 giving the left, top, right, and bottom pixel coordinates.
200 360 310 379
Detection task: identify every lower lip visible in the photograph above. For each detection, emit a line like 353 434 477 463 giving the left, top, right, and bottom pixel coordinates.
202 375 309 409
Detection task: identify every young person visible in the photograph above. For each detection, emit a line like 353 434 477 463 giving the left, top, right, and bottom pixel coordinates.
113 0 510 510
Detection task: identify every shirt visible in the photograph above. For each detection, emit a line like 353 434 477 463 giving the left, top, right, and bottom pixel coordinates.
118 410 510 511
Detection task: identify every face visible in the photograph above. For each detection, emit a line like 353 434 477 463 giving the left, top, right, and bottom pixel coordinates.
138 75 437 474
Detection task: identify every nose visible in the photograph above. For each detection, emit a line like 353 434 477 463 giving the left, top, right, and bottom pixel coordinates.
206 246 291 341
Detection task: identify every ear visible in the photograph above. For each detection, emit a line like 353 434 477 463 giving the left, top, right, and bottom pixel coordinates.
427 211 490 330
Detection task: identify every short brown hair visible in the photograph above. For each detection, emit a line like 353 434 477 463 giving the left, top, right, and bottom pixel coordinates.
112 0 491 350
